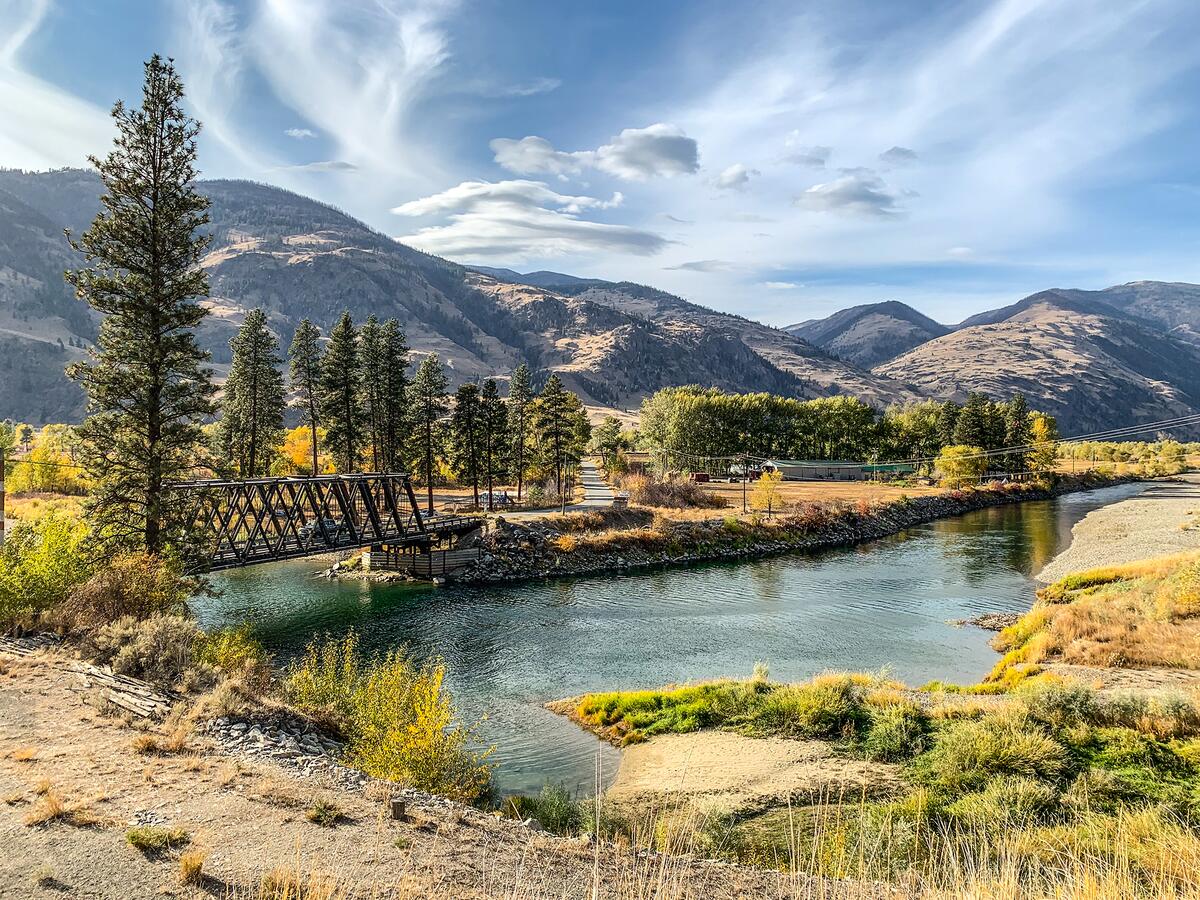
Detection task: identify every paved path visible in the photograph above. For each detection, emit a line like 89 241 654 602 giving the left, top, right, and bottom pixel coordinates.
501 459 615 521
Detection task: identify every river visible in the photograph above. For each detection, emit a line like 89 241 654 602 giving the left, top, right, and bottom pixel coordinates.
195 482 1143 796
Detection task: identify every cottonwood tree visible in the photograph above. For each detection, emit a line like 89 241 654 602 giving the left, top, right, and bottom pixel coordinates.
479 379 508 510
592 415 623 467
449 383 482 508
507 364 533 501
410 354 448 513
1029 414 1060 474
319 311 364 472
531 374 589 498
214 309 284 477
66 56 215 554
288 319 323 476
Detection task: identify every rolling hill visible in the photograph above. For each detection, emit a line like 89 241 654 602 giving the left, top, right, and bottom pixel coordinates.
786 300 950 368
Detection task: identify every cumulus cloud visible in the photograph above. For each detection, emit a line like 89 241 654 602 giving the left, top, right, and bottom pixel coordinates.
761 281 801 290
879 145 918 165
285 127 317 139
783 134 831 168
491 123 699 182
392 179 664 259
795 169 902 217
713 163 758 190
489 135 588 178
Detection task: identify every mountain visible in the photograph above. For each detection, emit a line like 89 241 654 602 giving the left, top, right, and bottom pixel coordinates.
466 266 603 290
0 169 912 423
1096 281 1200 346
785 300 950 368
877 290 1200 434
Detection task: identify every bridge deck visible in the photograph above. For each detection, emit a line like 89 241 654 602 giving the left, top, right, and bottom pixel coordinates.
171 473 482 572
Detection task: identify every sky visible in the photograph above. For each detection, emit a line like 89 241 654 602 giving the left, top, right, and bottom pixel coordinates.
4 0 1200 326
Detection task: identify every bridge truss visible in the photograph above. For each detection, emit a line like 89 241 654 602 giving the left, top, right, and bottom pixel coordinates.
172 473 480 572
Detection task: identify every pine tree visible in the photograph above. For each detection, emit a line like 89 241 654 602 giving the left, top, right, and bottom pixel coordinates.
507 363 533 501
288 319 323 476
936 401 960 450
449 383 482 508
953 393 990 449
479 379 508 511
319 311 364 473
215 309 284 477
378 319 409 471
1003 393 1032 473
531 374 588 498
65 56 215 554
410 354 448 513
359 314 385 470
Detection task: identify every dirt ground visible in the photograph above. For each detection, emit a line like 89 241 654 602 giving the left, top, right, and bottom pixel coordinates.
604 732 901 816
0 648 855 900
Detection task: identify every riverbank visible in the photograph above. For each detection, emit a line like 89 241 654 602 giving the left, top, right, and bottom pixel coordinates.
1036 473 1200 583
453 472 1137 585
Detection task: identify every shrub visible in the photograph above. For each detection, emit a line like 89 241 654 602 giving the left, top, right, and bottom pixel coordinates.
0 512 91 630
1018 678 1098 730
90 614 206 689
197 622 271 692
59 553 196 631
505 782 582 835
740 674 869 740
284 633 493 803
305 799 343 827
619 474 727 509
863 702 930 761
126 826 189 854
179 848 207 885
945 775 1060 825
917 714 1067 793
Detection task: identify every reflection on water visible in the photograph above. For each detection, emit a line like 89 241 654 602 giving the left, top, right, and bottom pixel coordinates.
197 483 1143 795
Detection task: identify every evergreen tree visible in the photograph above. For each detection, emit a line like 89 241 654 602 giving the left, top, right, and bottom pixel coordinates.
936 401 960 450
449 383 482 508
410 354 448 513
359 314 385 470
65 56 215 554
507 363 533 501
378 319 410 471
479 379 508 510
319 311 364 472
531 374 588 497
215 309 284 477
288 319 323 476
1003 393 1032 473
953 392 991 449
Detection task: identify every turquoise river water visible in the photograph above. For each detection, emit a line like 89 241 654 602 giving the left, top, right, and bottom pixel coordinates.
196 483 1143 796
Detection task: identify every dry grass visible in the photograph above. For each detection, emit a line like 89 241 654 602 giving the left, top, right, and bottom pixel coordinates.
701 478 941 507
23 788 101 828
131 724 191 756
179 847 208 885
9 745 39 762
993 552 1200 674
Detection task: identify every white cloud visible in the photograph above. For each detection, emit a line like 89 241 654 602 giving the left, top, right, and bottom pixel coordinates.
491 123 699 182
713 163 758 190
761 281 801 290
285 159 357 172
392 179 663 259
492 76 561 97
664 259 734 272
285 127 317 139
783 135 830 168
795 170 902 217
947 246 974 258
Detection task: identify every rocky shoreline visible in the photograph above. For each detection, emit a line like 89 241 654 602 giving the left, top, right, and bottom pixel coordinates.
452 473 1139 585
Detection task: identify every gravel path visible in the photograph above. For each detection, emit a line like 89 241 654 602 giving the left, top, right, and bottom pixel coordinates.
1036 475 1200 583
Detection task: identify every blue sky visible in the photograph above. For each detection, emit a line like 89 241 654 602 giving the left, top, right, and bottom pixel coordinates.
4 0 1200 326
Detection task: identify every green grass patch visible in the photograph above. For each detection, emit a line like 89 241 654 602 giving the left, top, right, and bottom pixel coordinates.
125 826 189 854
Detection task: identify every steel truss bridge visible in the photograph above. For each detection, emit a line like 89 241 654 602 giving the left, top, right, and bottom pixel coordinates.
171 473 481 572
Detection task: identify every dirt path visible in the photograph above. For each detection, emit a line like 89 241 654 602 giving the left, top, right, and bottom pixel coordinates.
0 647 855 900
1036 476 1200 583
605 732 901 816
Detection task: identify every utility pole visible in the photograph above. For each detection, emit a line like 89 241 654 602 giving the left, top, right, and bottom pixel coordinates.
742 454 748 514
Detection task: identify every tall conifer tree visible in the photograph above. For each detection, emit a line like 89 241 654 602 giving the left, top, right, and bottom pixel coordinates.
319 311 364 472
378 319 409 471
359 314 385 470
449 383 482 508
531 374 588 498
288 319 323 476
410 354 449 513
507 363 533 501
215 308 284 476
66 56 215 554
479 379 508 510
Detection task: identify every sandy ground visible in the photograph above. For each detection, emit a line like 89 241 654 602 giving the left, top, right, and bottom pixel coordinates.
1035 475 1200 583
1042 662 1200 693
0 647 861 900
604 732 901 817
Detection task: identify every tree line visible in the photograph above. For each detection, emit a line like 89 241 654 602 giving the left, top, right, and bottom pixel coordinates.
638 386 1059 474
57 56 590 556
